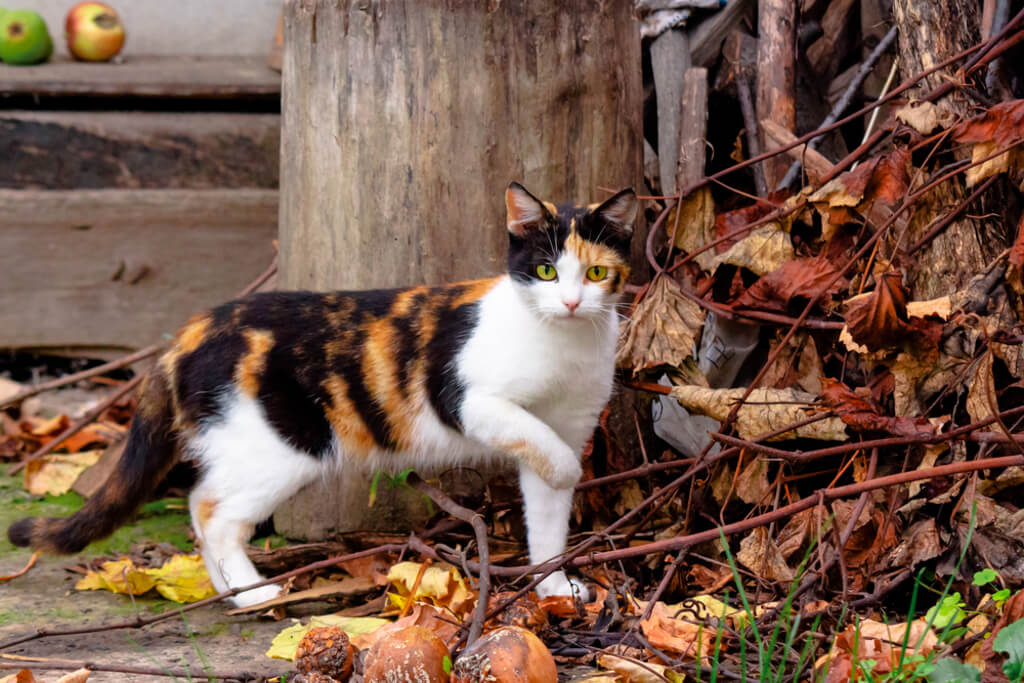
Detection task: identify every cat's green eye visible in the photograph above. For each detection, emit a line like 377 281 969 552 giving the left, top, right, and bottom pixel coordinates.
586 265 608 282
536 264 557 280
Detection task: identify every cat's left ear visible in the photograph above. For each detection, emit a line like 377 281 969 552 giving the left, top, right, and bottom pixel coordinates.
506 182 553 237
593 189 638 234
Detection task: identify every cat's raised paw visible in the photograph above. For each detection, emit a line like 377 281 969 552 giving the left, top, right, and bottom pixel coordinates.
536 571 590 603
547 457 583 490
229 583 282 608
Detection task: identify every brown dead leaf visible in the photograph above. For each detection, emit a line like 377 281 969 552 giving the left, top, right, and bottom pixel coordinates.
776 509 817 560
670 187 716 270
669 385 848 441
966 350 998 425
0 671 38 683
820 378 936 438
760 333 825 394
809 148 911 220
1011 214 1024 268
635 600 716 660
737 527 794 582
734 257 844 313
713 193 788 252
617 275 705 377
392 602 461 644
685 564 733 594
539 594 579 619
896 101 952 134
734 457 771 506
28 414 69 438
954 99 1024 147
54 671 91 683
884 518 941 570
844 272 909 351
817 619 938 681
597 653 685 683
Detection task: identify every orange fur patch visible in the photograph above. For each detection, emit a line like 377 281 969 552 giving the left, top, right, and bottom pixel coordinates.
493 439 553 482
196 499 217 531
235 329 275 397
177 315 212 354
323 374 377 455
563 232 630 292
450 277 501 308
362 318 414 449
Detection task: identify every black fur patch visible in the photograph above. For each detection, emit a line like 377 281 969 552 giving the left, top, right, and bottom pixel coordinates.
426 287 481 432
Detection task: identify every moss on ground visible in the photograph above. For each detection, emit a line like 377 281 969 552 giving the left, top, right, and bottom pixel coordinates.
0 470 193 555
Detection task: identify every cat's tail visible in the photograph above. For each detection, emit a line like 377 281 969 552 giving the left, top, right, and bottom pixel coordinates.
8 368 179 554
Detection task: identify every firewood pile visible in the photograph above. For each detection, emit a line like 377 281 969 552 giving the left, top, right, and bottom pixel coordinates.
4 0 1024 680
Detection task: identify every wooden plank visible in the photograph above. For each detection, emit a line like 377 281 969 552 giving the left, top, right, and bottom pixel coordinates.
651 29 691 195
0 189 278 353
0 111 280 190
0 56 280 98
756 0 796 188
688 0 756 68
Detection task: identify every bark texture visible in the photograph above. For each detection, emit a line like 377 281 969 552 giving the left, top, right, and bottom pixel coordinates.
276 0 643 538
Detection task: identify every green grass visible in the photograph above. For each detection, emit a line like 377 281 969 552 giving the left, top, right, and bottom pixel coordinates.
0 470 193 555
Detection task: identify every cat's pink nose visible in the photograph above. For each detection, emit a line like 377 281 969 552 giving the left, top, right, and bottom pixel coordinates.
563 299 580 313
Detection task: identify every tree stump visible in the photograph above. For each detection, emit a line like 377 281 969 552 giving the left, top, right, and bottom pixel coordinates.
275 0 642 539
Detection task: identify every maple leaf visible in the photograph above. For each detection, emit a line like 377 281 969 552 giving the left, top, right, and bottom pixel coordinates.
734 257 844 313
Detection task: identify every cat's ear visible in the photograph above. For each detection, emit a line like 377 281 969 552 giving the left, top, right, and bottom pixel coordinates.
593 189 638 234
506 182 552 237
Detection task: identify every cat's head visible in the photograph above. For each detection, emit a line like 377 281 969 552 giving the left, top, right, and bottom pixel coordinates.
504 182 637 322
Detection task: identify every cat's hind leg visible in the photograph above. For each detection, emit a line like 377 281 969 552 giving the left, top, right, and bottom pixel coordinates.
188 393 323 608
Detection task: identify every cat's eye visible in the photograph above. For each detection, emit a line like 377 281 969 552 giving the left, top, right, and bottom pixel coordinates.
586 266 608 282
536 264 557 280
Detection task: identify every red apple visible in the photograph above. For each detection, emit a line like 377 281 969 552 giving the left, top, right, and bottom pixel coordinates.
65 2 124 62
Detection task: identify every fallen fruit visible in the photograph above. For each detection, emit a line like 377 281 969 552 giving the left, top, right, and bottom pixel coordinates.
295 626 357 681
65 1 124 62
363 625 450 683
0 9 53 65
451 626 557 683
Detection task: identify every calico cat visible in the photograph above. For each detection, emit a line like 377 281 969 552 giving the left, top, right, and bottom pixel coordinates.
8 182 637 608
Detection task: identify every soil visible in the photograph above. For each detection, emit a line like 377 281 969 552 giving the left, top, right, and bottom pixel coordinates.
0 471 297 682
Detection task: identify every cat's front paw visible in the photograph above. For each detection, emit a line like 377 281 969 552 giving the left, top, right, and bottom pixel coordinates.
536 571 590 602
547 457 583 490
229 583 281 608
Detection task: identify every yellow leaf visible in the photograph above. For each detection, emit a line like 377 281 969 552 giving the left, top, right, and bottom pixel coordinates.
386 561 475 616
709 223 794 276
266 615 391 661
75 558 157 596
144 554 216 603
24 450 102 496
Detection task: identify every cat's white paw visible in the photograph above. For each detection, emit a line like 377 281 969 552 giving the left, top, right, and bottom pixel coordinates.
547 456 583 490
536 571 590 602
229 584 281 608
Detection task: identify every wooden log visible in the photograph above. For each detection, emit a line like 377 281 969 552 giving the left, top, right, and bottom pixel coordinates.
0 56 280 99
651 28 691 195
0 189 278 354
805 0 858 82
688 0 756 68
276 0 643 540
755 0 796 189
675 68 709 191
891 0 1004 299
0 111 280 190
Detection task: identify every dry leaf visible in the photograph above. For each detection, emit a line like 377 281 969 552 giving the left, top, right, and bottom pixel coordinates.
737 527 794 582
266 615 391 660
709 223 794 276
670 187 717 270
820 379 936 438
617 275 705 377
0 671 38 683
386 561 475 617
895 100 952 134
75 554 216 603
24 450 103 496
597 654 685 683
712 193 788 252
760 333 825 394
844 272 909 351
966 350 998 425
669 385 848 441
734 457 771 505
633 600 717 660
75 557 157 596
54 671 91 683
817 618 938 681
734 257 844 313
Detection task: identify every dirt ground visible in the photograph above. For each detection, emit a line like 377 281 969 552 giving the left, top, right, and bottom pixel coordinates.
0 474 299 682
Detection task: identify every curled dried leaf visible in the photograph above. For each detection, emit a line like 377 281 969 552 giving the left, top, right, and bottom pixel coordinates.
734 257 844 313
617 275 705 377
843 272 909 351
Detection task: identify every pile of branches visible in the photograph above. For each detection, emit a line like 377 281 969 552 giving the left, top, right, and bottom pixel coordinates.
5 3 1024 680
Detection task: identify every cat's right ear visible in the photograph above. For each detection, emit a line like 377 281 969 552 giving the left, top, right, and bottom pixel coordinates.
506 182 552 237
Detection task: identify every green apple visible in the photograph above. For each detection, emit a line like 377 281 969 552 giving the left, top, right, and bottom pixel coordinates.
0 10 54 65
